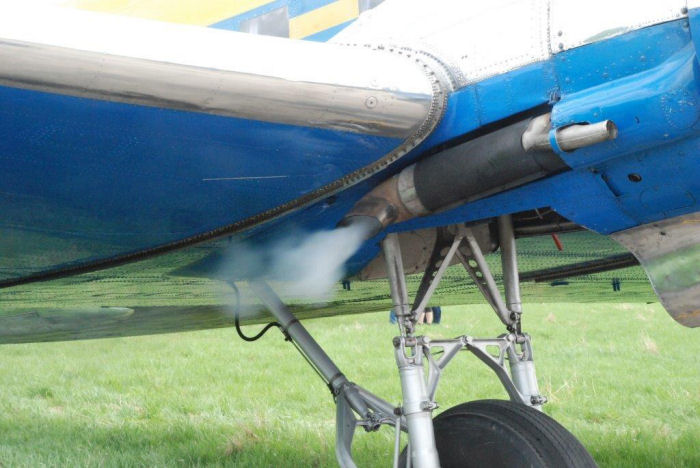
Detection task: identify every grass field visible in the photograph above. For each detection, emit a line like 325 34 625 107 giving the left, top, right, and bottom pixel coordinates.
0 231 698 466
0 302 698 467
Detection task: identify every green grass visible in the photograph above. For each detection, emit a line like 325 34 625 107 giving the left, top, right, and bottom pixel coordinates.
0 303 698 467
0 231 696 465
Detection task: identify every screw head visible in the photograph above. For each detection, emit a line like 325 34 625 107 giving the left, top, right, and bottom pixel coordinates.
365 96 378 109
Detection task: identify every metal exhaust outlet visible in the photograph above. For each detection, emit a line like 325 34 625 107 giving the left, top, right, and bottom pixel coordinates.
340 113 618 238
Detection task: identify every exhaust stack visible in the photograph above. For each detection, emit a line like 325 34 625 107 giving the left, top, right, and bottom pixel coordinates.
340 114 617 238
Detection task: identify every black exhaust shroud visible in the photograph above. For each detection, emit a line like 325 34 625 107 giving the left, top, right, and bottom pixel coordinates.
339 113 617 238
411 118 567 212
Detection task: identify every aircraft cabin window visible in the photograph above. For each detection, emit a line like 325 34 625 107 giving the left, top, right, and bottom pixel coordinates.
239 6 290 38
359 0 384 13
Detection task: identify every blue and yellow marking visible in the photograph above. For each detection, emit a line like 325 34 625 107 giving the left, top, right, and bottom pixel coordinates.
60 0 365 40
288 0 358 39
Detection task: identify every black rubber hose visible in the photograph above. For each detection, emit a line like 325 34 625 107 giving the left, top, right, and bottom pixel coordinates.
228 281 282 342
412 119 568 212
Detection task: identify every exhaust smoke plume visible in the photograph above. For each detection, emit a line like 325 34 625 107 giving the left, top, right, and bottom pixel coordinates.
218 222 370 308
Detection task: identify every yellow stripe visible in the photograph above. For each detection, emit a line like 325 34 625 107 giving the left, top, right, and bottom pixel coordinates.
66 0 273 26
289 0 359 39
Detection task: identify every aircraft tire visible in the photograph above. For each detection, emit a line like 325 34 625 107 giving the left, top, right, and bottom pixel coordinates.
400 399 597 467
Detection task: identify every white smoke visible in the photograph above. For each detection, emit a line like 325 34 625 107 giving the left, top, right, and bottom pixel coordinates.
268 223 369 300
219 223 370 306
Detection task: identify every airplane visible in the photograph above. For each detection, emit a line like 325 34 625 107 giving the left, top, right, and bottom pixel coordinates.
1 0 698 466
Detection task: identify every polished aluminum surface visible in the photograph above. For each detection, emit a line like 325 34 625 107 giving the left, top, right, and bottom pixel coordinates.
398 165 430 217
522 114 553 152
335 0 689 88
555 120 618 152
334 0 549 88
550 0 688 52
0 5 440 138
612 212 700 328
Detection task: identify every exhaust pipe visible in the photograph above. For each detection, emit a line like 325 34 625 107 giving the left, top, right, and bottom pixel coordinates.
340 114 617 237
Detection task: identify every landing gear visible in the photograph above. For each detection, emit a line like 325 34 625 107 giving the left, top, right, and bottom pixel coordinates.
244 214 595 467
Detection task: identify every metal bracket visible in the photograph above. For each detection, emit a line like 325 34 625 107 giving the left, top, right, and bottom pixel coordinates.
336 383 403 468
424 337 464 402
505 335 546 407
383 233 414 335
456 226 514 327
411 227 464 317
423 333 546 408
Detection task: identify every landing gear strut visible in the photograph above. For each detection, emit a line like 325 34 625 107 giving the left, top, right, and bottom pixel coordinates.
246 214 595 467
248 280 398 467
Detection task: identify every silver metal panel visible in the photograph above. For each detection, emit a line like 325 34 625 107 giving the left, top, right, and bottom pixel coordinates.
359 229 438 280
550 0 688 52
0 5 441 138
335 0 690 88
397 166 430 217
334 0 549 87
612 212 700 328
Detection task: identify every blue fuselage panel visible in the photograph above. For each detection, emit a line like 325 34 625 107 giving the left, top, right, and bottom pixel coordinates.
0 86 399 279
2 16 699 283
402 17 700 232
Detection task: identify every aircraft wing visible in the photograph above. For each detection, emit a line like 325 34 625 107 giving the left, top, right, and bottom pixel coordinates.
3 3 699 466
0 227 662 344
1 0 699 343
0 3 450 285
